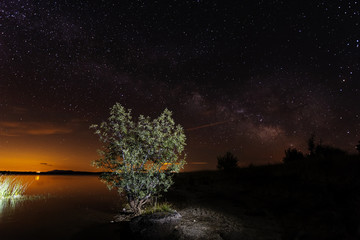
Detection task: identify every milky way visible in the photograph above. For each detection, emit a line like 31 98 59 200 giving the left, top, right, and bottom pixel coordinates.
0 1 359 171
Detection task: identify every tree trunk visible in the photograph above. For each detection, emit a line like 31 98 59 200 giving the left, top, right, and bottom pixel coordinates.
128 194 148 215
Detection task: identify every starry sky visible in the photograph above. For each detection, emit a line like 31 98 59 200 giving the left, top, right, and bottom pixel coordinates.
0 0 359 172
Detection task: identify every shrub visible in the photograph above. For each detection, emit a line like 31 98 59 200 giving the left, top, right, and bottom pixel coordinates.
314 145 347 160
217 152 238 171
283 148 304 164
91 103 186 215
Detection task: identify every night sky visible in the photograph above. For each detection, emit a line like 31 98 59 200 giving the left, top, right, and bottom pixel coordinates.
0 0 359 172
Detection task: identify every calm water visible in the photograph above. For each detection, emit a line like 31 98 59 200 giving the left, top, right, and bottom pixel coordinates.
0 175 125 240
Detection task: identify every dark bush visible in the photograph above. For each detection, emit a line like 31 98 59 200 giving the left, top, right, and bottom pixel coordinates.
217 152 238 171
314 145 347 160
283 148 304 164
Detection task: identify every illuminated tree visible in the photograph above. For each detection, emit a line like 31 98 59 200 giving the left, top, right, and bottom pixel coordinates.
91 103 186 214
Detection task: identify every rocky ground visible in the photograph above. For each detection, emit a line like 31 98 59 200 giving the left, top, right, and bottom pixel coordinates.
174 207 256 240
164 173 283 240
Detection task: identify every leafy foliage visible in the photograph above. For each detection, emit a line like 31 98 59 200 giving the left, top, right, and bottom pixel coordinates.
90 103 186 214
217 152 238 171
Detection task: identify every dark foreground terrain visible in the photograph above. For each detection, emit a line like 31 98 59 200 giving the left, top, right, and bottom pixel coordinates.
165 156 360 240
73 155 360 240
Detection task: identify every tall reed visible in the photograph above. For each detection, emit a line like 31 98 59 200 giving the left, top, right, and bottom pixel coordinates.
0 175 29 199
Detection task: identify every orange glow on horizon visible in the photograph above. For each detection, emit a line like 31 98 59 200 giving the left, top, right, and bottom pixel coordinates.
0 137 98 172
0 118 101 172
0 120 219 172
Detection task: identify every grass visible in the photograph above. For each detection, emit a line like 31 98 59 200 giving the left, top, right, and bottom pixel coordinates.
143 202 174 215
0 175 30 199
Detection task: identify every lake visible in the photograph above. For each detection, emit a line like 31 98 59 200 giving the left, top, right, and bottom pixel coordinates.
0 175 127 240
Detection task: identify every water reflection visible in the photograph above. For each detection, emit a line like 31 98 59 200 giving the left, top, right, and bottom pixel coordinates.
0 175 123 239
0 197 24 217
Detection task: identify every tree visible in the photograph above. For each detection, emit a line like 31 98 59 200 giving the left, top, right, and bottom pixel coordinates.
282 148 304 164
308 133 316 156
217 152 238 171
90 103 186 215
